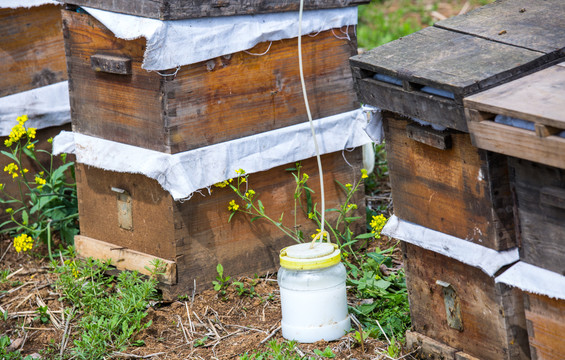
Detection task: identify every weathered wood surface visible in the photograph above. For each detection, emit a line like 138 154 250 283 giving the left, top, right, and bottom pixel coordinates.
385 114 515 250
509 157 565 275
406 122 452 150
63 9 358 153
0 4 67 97
75 235 177 285
524 293 565 360
76 149 364 299
402 242 530 360
60 0 369 20
465 64 565 169
350 26 548 131
435 0 565 55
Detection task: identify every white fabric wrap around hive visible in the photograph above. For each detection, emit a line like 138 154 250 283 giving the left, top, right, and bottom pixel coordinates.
83 6 358 70
495 262 565 300
0 82 71 136
382 215 519 277
53 108 377 200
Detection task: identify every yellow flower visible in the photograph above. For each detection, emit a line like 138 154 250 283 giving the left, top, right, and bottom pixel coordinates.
26 128 36 139
370 214 388 239
214 181 228 188
17 115 28 124
4 163 19 178
245 190 255 198
22 168 28 174
47 137 53 144
26 142 35 150
345 183 353 191
361 169 369 179
235 169 246 175
13 234 33 253
4 139 12 147
307 212 315 219
5 208 13 214
348 204 358 210
311 229 328 241
228 200 239 212
35 176 46 187
302 173 309 181
0 183 4 191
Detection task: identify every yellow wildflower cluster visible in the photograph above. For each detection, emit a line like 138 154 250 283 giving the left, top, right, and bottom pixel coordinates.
235 169 246 175
4 163 19 178
228 199 239 212
361 168 369 179
13 233 34 253
370 214 388 239
244 189 255 199
4 115 36 147
214 178 233 188
64 259 80 278
311 228 328 241
35 176 47 189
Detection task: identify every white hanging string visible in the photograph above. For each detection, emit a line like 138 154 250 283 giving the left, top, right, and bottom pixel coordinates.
298 0 328 246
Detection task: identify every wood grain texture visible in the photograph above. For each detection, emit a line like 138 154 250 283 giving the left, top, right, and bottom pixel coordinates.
164 28 358 153
75 235 177 285
509 157 565 275
524 293 565 360
435 0 565 55
63 9 358 153
467 109 565 170
75 150 364 299
59 0 369 20
385 114 515 250
464 65 565 129
402 242 530 360
0 4 67 97
406 330 457 359
62 10 167 152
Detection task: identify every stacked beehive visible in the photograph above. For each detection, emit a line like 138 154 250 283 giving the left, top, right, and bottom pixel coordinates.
465 62 565 360
57 0 372 299
0 0 71 219
350 0 564 359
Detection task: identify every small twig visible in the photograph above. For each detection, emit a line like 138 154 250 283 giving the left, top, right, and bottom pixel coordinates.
185 302 195 334
260 325 281 344
60 306 75 357
6 267 24 279
0 245 10 263
0 281 32 298
459 1 471 15
177 314 190 345
375 318 391 345
207 318 221 339
224 324 268 334
37 295 61 329
111 352 166 359
191 279 196 306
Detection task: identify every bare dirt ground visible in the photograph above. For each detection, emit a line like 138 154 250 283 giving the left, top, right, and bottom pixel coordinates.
0 234 408 360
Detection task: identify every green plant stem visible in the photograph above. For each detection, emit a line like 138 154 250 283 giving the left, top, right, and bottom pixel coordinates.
46 220 53 261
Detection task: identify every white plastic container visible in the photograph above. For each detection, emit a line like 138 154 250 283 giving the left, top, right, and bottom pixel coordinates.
278 242 350 343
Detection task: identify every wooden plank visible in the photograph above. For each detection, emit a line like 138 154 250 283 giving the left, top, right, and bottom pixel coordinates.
64 9 358 153
406 330 457 360
524 293 565 360
75 163 178 261
61 0 370 20
62 10 168 152
163 149 365 298
435 0 565 55
464 65 565 129
385 114 515 250
402 242 529 360
467 110 565 170
165 27 359 153
350 26 547 97
406 122 452 150
455 352 482 360
0 4 67 97
75 235 177 285
509 158 565 275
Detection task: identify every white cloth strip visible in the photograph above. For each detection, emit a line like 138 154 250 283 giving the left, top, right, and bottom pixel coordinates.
0 81 71 136
0 0 58 8
382 215 519 277
53 108 375 200
83 6 358 71
495 261 565 300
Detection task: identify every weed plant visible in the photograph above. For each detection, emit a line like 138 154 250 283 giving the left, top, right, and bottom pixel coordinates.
50 252 161 359
0 115 78 259
239 339 335 360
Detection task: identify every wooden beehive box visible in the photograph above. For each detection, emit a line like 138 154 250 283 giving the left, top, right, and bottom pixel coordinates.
523 292 565 360
402 242 529 360
349 0 565 132
0 3 67 97
383 113 515 250
74 149 364 299
62 8 359 153
58 0 370 20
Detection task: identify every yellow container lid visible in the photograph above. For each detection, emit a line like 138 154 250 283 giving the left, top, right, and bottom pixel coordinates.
279 242 341 270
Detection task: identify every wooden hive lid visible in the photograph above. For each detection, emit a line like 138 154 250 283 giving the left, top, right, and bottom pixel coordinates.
435 0 565 56
350 26 546 98
465 62 565 169
60 0 370 20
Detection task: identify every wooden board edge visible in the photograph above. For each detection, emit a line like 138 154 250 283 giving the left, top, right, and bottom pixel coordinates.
74 235 177 285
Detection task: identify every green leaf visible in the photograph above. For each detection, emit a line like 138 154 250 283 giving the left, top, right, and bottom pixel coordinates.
0 150 18 162
257 200 265 213
22 209 28 225
228 212 235 223
345 216 362 222
355 232 376 239
250 216 261 223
